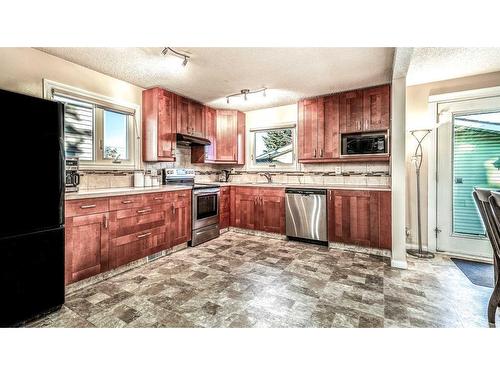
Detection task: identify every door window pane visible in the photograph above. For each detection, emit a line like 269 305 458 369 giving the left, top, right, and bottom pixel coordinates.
453 111 500 235
254 128 293 165
103 110 128 160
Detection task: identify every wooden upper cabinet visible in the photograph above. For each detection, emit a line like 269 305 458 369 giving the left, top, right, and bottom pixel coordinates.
176 95 190 134
363 84 390 132
65 212 109 285
328 189 391 250
321 95 340 159
298 95 339 161
298 97 321 160
142 88 176 162
339 90 364 133
188 101 205 137
204 106 217 161
216 110 238 162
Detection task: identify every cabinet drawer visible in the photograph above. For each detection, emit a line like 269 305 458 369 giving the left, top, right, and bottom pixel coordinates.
110 204 169 238
168 190 191 201
110 226 168 269
143 192 168 206
66 198 109 217
109 194 145 211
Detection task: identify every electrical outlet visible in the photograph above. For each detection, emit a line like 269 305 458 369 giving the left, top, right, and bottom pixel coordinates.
334 166 342 175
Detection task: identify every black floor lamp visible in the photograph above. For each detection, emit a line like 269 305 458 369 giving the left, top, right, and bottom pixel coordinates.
407 129 435 259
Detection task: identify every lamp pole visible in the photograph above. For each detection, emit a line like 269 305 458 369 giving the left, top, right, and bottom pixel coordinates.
407 129 435 259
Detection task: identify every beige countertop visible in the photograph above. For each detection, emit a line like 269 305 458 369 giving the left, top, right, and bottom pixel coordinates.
67 182 391 200
65 185 192 200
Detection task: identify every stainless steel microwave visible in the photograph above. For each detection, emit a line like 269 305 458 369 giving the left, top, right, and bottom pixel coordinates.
341 133 387 156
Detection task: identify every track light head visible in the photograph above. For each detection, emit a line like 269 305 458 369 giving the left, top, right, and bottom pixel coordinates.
182 56 188 67
263 89 266 97
226 97 230 104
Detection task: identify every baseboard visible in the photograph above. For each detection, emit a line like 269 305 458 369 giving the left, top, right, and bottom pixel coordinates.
437 251 493 264
391 259 408 269
406 243 431 252
329 242 391 258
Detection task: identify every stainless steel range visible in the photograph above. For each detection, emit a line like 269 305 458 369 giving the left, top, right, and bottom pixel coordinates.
162 168 220 246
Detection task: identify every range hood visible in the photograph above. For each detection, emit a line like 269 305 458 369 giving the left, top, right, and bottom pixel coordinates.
176 133 211 146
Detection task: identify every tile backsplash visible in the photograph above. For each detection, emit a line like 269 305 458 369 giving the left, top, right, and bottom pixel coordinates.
79 145 391 190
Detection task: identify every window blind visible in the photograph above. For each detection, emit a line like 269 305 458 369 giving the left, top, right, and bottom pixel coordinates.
54 95 94 160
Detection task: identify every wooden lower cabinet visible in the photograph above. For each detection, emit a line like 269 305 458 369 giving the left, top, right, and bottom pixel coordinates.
64 189 191 285
170 191 192 246
65 212 109 285
328 189 391 249
230 187 285 234
219 186 230 229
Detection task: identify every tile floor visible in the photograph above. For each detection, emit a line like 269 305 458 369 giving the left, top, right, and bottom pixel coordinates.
29 232 499 328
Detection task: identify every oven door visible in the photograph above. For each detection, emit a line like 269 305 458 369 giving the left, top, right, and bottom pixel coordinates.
192 188 220 229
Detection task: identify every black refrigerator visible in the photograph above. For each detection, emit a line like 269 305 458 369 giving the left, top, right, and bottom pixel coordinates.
0 88 65 327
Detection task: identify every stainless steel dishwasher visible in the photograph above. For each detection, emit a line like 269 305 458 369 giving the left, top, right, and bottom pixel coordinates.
285 188 327 243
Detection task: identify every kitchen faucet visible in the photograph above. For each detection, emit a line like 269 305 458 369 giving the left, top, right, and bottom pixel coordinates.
260 172 272 183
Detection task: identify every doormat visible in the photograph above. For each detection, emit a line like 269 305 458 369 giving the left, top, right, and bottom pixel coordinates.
451 258 494 288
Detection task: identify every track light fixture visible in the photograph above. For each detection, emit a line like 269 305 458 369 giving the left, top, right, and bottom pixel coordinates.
225 88 267 105
161 47 190 67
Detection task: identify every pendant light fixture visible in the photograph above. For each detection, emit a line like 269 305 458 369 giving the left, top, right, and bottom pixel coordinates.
161 47 190 67
226 88 267 104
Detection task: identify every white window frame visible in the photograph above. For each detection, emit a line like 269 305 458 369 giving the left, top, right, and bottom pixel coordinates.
247 121 298 171
43 79 141 171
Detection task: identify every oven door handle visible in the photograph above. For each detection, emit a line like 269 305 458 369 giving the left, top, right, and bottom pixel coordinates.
193 189 220 196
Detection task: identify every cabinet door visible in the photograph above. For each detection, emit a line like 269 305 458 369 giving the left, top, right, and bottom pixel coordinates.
65 213 109 285
219 186 230 229
378 191 392 249
363 85 390 131
339 90 363 133
188 102 204 137
329 190 379 247
204 106 217 161
176 95 190 134
321 95 340 159
258 188 285 234
298 98 320 160
216 110 237 162
170 192 192 246
232 187 258 230
158 90 175 159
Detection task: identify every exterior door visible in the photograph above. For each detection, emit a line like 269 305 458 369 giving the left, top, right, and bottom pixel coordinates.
298 98 320 160
363 85 390 131
436 96 500 259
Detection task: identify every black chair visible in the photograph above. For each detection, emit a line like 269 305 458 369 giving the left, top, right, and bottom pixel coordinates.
479 189 500 325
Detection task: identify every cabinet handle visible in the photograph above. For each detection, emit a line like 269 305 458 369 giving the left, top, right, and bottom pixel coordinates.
153 196 163 200
121 200 133 204
137 208 152 214
172 204 175 215
137 232 152 239
320 148 324 158
103 215 108 229
80 204 96 209
260 197 263 205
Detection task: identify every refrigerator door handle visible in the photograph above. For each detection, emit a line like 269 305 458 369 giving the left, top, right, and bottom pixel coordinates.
59 135 65 225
